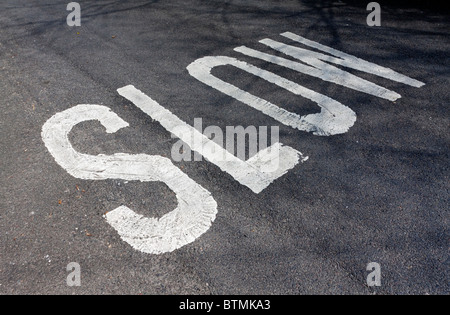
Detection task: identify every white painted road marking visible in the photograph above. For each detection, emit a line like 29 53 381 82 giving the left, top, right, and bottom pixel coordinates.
42 105 218 254
40 32 426 255
118 85 306 194
187 56 357 136
279 32 425 88
235 44 400 101
187 32 425 136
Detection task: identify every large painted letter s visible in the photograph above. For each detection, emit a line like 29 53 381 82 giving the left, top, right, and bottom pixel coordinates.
42 104 217 254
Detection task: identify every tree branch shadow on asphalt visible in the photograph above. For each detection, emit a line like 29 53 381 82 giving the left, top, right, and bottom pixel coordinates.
302 0 450 14
0 0 161 37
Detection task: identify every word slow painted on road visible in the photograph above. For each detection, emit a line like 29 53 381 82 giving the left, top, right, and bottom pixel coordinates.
42 32 424 255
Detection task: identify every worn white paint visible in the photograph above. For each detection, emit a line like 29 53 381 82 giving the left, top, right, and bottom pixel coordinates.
187 56 357 136
279 32 425 88
118 85 306 194
41 105 218 254
234 44 400 101
188 33 424 137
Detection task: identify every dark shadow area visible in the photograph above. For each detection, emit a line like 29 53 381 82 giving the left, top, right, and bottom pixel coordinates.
303 0 450 14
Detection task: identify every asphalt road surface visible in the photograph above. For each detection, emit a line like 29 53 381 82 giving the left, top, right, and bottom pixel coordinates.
0 0 448 295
